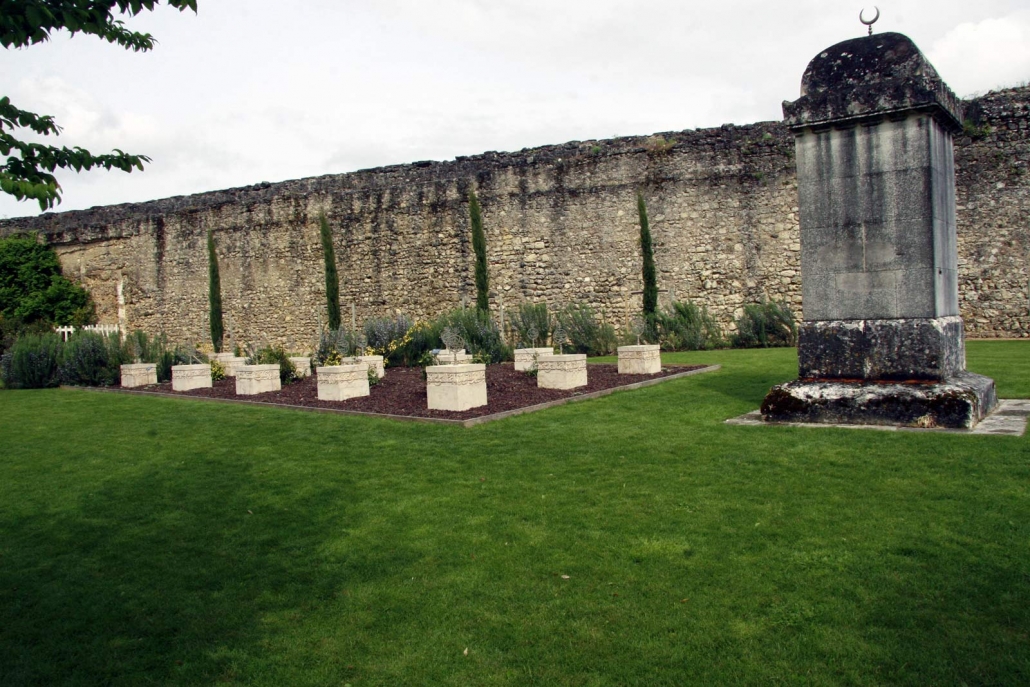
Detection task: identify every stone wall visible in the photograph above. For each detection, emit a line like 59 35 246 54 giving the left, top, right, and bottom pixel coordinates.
955 87 1030 338
1 86 1027 350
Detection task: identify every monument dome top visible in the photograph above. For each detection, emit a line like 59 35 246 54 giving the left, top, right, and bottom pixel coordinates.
782 32 962 132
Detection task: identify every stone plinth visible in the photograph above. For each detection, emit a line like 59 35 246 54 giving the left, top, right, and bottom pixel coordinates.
798 317 966 381
514 347 554 372
317 364 370 401
537 354 588 390
763 31 997 429
762 372 997 430
426 363 487 411
171 364 212 391
236 364 281 395
210 353 248 376
617 345 661 374
225 357 248 376
341 355 385 379
120 363 157 388
289 356 312 378
434 349 472 365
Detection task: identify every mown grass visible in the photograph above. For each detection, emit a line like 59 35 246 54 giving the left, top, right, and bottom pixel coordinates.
1 341 1028 686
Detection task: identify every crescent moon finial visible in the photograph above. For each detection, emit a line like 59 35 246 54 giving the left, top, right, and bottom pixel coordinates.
860 6 880 35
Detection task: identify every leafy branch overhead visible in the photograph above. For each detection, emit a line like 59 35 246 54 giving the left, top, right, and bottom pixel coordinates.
0 1 198 210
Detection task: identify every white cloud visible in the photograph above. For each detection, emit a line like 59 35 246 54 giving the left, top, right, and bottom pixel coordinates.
2 0 1028 219
927 10 1030 96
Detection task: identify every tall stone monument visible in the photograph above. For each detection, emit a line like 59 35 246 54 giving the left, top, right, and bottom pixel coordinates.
761 32 997 428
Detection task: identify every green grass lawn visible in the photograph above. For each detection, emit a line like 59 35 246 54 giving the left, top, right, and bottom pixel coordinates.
1 341 1028 686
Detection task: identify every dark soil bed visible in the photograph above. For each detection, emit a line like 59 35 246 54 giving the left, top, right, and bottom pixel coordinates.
139 363 704 421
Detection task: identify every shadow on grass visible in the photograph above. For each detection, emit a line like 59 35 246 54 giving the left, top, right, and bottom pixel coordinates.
0 448 372 686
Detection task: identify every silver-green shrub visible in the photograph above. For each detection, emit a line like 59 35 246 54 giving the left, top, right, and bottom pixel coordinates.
555 303 617 356
59 331 125 386
0 332 61 388
656 301 724 351
731 300 798 348
509 302 550 348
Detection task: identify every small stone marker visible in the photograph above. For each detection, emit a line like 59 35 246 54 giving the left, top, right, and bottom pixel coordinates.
171 364 212 391
433 349 473 365
537 354 588 390
210 353 248 376
317 364 370 401
120 362 157 388
289 356 312 378
235 364 281 395
426 363 487 411
617 345 661 374
514 347 554 372
763 31 997 429
340 355 385 379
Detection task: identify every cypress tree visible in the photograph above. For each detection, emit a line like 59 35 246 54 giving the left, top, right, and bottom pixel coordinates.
469 190 490 314
319 212 341 331
207 228 224 353
637 192 658 325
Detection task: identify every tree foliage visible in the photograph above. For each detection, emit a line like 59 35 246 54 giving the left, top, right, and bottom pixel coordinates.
468 189 489 314
637 192 658 324
0 1 198 210
0 235 95 326
206 228 223 353
319 213 341 331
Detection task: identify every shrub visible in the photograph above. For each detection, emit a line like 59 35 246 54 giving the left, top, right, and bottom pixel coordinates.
732 300 798 348
1 314 52 357
247 344 298 385
315 327 365 366
508 301 550 347
119 329 167 364
207 229 224 353
435 308 511 363
363 315 449 368
59 331 125 386
210 359 227 382
0 236 96 326
637 192 658 335
555 303 617 356
656 301 724 351
388 319 443 368
156 346 194 383
0 332 61 388
319 213 342 331
364 315 412 352
468 190 490 314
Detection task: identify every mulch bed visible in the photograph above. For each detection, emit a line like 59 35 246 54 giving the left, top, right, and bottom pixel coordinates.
136 363 705 422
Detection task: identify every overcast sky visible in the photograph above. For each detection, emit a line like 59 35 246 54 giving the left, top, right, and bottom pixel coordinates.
2 0 1029 219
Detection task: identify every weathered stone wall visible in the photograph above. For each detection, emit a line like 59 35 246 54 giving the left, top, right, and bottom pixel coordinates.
955 87 1030 338
1 86 1027 349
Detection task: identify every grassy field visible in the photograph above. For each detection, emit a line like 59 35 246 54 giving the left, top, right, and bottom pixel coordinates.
1 341 1027 686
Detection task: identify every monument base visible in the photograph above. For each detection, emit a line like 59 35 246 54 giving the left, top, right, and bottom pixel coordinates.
761 371 998 429
799 317 965 381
